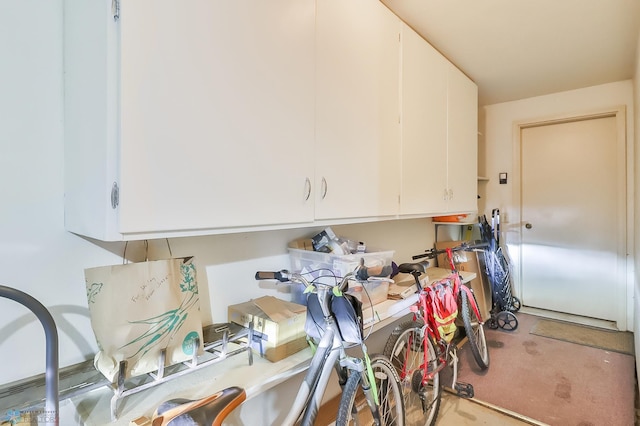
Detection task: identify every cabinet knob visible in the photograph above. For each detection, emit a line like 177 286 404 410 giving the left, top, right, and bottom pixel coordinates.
525 223 533 229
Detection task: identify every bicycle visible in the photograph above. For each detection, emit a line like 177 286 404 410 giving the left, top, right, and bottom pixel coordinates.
150 265 405 426
383 242 489 426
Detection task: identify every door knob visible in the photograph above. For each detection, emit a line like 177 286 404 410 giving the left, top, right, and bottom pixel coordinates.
525 223 532 229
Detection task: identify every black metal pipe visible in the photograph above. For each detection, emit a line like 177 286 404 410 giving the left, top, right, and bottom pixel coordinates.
0 285 59 425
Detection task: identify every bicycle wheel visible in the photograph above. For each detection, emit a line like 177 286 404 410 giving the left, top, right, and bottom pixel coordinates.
459 289 490 370
383 321 441 426
336 355 405 426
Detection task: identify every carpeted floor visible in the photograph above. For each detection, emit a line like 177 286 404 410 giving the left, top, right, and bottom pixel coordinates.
454 312 636 426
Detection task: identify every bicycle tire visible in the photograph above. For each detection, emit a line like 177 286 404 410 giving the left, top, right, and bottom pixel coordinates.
335 355 405 426
459 289 490 370
383 321 441 426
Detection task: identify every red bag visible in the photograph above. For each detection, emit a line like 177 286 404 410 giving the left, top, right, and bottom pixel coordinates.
427 279 458 343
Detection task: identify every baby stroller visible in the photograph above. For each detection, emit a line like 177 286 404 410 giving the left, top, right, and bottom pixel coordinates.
477 209 521 331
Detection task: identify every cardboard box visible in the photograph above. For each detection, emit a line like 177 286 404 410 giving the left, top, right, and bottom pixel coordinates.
288 238 315 251
228 296 308 362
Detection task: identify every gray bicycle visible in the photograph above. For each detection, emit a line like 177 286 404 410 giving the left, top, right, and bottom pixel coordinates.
151 267 405 426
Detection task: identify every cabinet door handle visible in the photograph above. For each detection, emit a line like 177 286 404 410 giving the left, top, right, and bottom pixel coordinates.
304 178 311 201
111 0 120 21
321 177 328 200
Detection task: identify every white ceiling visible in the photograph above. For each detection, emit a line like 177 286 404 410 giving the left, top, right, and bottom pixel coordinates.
381 0 640 107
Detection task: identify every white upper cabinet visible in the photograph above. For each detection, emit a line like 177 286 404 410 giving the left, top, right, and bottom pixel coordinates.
314 0 401 220
64 1 476 241
400 24 448 215
64 1 316 241
399 24 477 216
446 63 478 213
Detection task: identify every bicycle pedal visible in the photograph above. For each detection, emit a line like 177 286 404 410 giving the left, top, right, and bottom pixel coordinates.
454 382 474 398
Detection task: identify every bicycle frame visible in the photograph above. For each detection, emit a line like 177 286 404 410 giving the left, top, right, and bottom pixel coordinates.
284 307 341 425
151 267 402 426
406 247 484 386
442 247 485 328
268 273 382 426
284 286 358 424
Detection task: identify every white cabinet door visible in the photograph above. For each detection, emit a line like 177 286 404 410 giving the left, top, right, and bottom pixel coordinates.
65 0 316 240
315 0 401 220
399 25 478 216
119 1 316 235
399 24 448 215
446 64 478 213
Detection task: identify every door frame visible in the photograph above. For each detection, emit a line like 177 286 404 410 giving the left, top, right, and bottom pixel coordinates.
510 105 631 330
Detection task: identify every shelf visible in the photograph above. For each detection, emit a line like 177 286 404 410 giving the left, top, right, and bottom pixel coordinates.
108 325 255 421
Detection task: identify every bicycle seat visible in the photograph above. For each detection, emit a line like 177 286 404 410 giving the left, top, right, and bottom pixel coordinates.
152 386 246 426
397 261 429 275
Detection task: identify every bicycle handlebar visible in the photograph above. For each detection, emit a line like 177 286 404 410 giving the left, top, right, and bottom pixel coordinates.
255 270 294 282
411 241 489 260
255 269 356 292
256 260 391 290
255 259 393 290
354 264 393 281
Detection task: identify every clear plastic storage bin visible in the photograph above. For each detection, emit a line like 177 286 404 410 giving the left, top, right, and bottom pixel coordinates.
288 248 395 279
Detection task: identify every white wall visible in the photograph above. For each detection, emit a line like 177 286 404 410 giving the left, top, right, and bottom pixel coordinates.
0 0 113 385
633 27 640 388
0 1 435 387
483 80 635 330
483 80 634 219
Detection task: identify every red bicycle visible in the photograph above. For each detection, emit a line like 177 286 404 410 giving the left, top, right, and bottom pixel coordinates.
383 242 489 426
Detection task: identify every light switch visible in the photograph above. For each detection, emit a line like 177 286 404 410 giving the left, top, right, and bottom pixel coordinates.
499 173 507 184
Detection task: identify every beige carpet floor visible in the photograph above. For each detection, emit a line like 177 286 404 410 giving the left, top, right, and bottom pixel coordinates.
320 312 636 425
436 390 545 425
455 312 636 426
322 389 544 426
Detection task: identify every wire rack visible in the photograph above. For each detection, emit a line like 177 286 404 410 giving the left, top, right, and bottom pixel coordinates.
109 322 254 421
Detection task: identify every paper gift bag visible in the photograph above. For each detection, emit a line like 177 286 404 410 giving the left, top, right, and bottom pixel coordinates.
84 256 203 382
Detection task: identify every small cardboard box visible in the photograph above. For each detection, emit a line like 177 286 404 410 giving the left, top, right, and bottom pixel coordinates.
288 238 315 251
228 296 308 362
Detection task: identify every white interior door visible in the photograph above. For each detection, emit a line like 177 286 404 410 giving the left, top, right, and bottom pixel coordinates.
520 114 626 322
